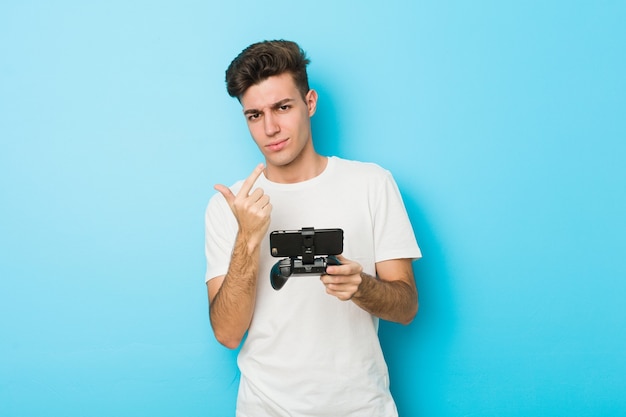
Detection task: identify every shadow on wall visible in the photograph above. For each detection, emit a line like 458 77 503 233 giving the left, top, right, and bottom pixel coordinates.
309 82 346 158
379 189 457 415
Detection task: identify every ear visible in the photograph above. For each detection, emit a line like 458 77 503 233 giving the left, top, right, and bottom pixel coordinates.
305 89 318 117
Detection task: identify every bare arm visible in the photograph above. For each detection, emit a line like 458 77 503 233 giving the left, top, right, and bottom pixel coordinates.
207 232 261 349
207 164 271 349
321 256 418 324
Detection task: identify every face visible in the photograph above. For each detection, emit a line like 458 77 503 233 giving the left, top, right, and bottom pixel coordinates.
240 72 318 174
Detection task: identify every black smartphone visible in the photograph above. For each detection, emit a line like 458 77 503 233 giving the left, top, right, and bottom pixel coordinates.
270 228 343 258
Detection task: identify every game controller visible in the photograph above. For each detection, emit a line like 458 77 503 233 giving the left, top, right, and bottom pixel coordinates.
270 256 341 291
269 227 343 290
270 255 341 290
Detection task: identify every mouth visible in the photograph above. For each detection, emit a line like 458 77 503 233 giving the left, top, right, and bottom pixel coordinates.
266 138 289 152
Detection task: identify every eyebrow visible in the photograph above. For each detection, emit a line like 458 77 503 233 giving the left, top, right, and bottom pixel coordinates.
243 98 295 116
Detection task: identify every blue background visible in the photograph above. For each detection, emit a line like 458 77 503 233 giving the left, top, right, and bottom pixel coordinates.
1 1 625 416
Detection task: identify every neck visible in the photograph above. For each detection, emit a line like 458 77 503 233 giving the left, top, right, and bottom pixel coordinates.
265 153 328 184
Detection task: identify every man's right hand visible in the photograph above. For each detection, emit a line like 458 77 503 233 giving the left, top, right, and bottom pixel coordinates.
214 163 272 251
209 164 272 348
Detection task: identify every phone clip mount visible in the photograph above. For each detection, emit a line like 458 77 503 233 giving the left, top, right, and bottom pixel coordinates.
270 227 340 291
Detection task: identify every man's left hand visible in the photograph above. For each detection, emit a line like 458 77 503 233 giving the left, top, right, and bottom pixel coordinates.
320 255 363 301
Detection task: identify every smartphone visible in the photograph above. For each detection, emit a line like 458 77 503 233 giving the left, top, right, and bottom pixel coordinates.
270 228 343 258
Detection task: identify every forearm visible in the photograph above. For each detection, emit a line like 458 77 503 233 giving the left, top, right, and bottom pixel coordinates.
352 272 418 325
209 233 260 348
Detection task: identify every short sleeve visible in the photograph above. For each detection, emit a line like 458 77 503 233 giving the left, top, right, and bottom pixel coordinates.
204 192 238 282
371 170 422 263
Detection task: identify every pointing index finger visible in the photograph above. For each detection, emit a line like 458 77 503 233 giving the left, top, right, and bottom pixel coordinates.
239 163 265 196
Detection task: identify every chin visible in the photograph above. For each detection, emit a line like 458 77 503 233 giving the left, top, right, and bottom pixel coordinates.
265 154 296 168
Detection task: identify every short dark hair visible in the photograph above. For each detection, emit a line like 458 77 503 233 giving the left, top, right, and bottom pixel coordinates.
225 40 311 100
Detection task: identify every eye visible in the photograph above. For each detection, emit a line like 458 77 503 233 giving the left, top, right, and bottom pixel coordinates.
247 113 260 121
278 104 291 111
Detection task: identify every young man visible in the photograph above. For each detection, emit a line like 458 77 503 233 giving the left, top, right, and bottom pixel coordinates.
205 40 421 416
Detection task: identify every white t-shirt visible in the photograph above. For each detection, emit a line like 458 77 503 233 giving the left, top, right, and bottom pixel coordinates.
205 157 421 416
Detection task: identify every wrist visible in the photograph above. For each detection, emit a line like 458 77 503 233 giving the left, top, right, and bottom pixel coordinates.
235 230 263 256
352 272 374 300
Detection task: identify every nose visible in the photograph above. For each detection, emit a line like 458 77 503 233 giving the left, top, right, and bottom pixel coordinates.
264 113 280 136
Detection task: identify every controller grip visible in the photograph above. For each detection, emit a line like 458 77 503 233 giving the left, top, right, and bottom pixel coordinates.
270 258 292 290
